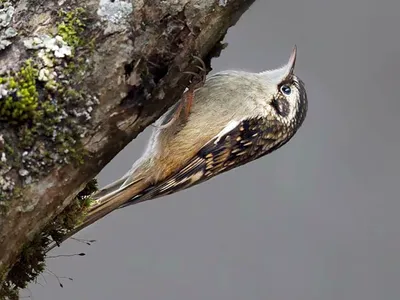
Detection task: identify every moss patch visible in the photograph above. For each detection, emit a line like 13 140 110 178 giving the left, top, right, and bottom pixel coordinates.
0 60 39 123
57 7 87 49
0 5 98 199
0 5 100 299
0 179 98 300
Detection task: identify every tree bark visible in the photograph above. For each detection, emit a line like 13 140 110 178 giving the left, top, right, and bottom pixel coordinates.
0 0 255 289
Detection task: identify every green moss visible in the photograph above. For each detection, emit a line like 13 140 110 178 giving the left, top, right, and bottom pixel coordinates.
0 60 39 123
57 7 87 49
0 4 99 298
4 143 13 156
0 179 98 299
0 284 18 300
0 5 96 181
0 58 90 174
47 178 98 244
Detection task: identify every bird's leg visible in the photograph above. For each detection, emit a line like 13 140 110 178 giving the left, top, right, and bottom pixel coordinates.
183 87 194 120
153 56 207 129
181 56 207 120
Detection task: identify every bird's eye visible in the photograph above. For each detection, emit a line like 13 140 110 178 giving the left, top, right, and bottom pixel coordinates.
280 85 291 95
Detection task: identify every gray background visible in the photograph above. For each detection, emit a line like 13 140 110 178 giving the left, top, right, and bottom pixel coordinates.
28 0 400 299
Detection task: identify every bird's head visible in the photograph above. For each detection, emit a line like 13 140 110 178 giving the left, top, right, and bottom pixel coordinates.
259 46 308 129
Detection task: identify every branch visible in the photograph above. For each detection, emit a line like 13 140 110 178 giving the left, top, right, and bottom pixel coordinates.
0 0 255 294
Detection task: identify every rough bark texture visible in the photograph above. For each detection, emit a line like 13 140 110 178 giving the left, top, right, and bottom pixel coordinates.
0 0 255 287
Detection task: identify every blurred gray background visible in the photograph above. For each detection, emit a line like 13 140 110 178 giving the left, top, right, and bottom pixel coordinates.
28 0 400 299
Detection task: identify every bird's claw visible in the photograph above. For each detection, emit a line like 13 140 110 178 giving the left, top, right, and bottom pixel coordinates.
180 56 207 120
153 56 207 129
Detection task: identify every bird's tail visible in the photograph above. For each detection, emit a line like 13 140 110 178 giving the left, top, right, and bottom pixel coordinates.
45 178 149 253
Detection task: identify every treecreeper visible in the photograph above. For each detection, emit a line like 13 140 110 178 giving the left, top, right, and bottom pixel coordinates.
48 46 308 251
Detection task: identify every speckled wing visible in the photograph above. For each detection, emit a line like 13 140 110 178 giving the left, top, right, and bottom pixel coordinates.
119 116 292 208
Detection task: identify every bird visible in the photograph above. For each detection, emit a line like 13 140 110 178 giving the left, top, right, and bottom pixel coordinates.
47 46 308 250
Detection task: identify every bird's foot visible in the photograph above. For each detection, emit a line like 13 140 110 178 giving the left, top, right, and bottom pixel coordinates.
181 55 207 119
183 55 207 88
153 56 207 129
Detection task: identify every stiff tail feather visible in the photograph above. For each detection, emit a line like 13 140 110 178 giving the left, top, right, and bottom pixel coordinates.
45 178 149 253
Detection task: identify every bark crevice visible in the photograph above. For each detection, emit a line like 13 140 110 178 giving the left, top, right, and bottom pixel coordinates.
0 0 255 297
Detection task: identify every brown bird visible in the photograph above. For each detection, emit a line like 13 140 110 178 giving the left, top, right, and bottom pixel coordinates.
48 46 308 250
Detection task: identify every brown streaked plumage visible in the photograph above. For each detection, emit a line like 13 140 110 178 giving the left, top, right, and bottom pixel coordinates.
46 46 308 252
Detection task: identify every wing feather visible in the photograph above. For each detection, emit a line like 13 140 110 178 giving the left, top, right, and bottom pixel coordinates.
120 116 289 207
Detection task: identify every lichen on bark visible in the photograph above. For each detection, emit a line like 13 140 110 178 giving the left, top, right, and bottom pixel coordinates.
0 4 98 210
0 3 100 297
0 0 256 298
0 1 17 51
0 178 98 299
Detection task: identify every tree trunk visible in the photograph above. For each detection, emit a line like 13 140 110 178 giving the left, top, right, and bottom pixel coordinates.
0 0 255 295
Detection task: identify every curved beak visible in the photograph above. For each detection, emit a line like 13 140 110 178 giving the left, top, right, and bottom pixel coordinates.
286 45 297 75
261 45 297 83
